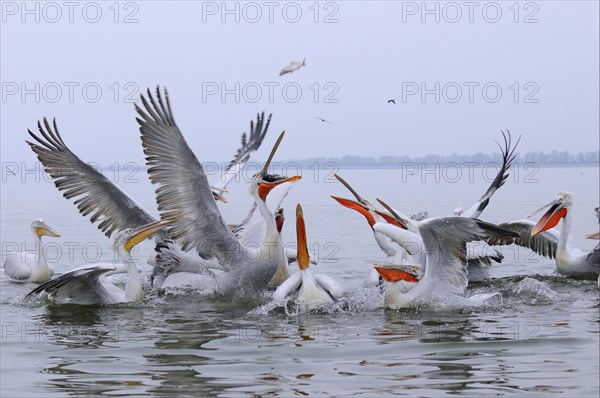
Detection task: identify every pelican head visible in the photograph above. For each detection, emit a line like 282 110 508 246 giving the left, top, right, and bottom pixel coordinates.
113 218 175 256
31 219 60 238
531 191 573 236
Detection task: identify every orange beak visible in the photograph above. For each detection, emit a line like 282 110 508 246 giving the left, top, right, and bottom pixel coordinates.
296 203 310 270
531 201 567 236
374 210 406 229
331 195 376 228
374 266 419 283
258 175 302 201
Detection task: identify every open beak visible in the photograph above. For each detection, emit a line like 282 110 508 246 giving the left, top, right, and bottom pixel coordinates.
124 217 176 253
36 222 60 238
331 195 376 228
374 210 406 229
531 200 567 236
258 175 302 201
585 231 600 240
275 208 285 234
374 265 419 283
376 198 409 230
296 203 310 270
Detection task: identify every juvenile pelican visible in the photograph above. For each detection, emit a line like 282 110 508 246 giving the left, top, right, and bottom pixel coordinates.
137 87 300 295
3 219 60 283
26 218 172 304
375 217 519 309
273 204 344 308
489 192 599 277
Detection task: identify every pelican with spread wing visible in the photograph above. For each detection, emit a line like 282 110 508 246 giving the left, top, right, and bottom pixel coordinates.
3 219 60 283
136 87 301 295
374 217 519 309
332 131 518 283
488 192 599 278
26 113 271 239
26 218 172 304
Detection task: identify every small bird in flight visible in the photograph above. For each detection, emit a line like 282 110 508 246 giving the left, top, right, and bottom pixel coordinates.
279 58 306 76
387 99 396 104
316 116 332 124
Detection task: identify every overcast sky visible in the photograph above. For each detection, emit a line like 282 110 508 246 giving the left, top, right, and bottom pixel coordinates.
1 1 598 166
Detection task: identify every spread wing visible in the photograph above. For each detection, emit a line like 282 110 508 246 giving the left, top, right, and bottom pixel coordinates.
487 219 563 259
462 131 520 218
136 87 244 271
419 217 520 293
26 118 159 238
26 264 117 304
212 113 271 192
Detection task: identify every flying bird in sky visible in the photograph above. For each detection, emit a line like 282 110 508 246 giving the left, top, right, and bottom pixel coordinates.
279 58 306 76
388 99 396 104
316 116 332 124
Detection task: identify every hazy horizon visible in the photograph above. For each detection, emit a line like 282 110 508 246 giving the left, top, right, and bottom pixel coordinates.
2 1 599 167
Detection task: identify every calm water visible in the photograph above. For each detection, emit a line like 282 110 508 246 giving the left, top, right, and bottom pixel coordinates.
1 166 599 397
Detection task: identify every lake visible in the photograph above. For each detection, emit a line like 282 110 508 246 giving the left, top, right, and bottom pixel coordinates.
1 165 599 397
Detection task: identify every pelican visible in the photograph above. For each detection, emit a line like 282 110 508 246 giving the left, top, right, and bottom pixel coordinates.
489 192 599 277
26 218 172 304
26 112 271 239
26 111 286 286
136 87 301 295
273 204 344 308
152 176 306 289
374 217 519 309
3 219 60 283
332 175 506 284
279 58 306 76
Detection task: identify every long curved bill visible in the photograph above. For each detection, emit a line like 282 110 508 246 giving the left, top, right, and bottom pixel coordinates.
331 195 376 228
531 200 567 236
376 198 409 230
36 221 60 238
334 173 367 204
374 210 406 229
296 203 310 270
124 217 177 252
585 231 600 240
374 265 419 283
259 130 285 178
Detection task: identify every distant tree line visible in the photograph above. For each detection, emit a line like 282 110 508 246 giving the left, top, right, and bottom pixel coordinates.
282 150 599 168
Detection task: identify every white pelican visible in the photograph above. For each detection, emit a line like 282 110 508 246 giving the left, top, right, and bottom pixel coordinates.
152 177 307 289
3 219 60 283
273 204 344 308
489 192 599 277
26 111 286 286
26 218 172 304
136 87 301 295
26 113 271 238
374 217 519 309
279 58 306 76
332 173 506 284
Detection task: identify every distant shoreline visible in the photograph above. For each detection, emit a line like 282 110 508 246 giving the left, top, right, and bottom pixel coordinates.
99 162 599 172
